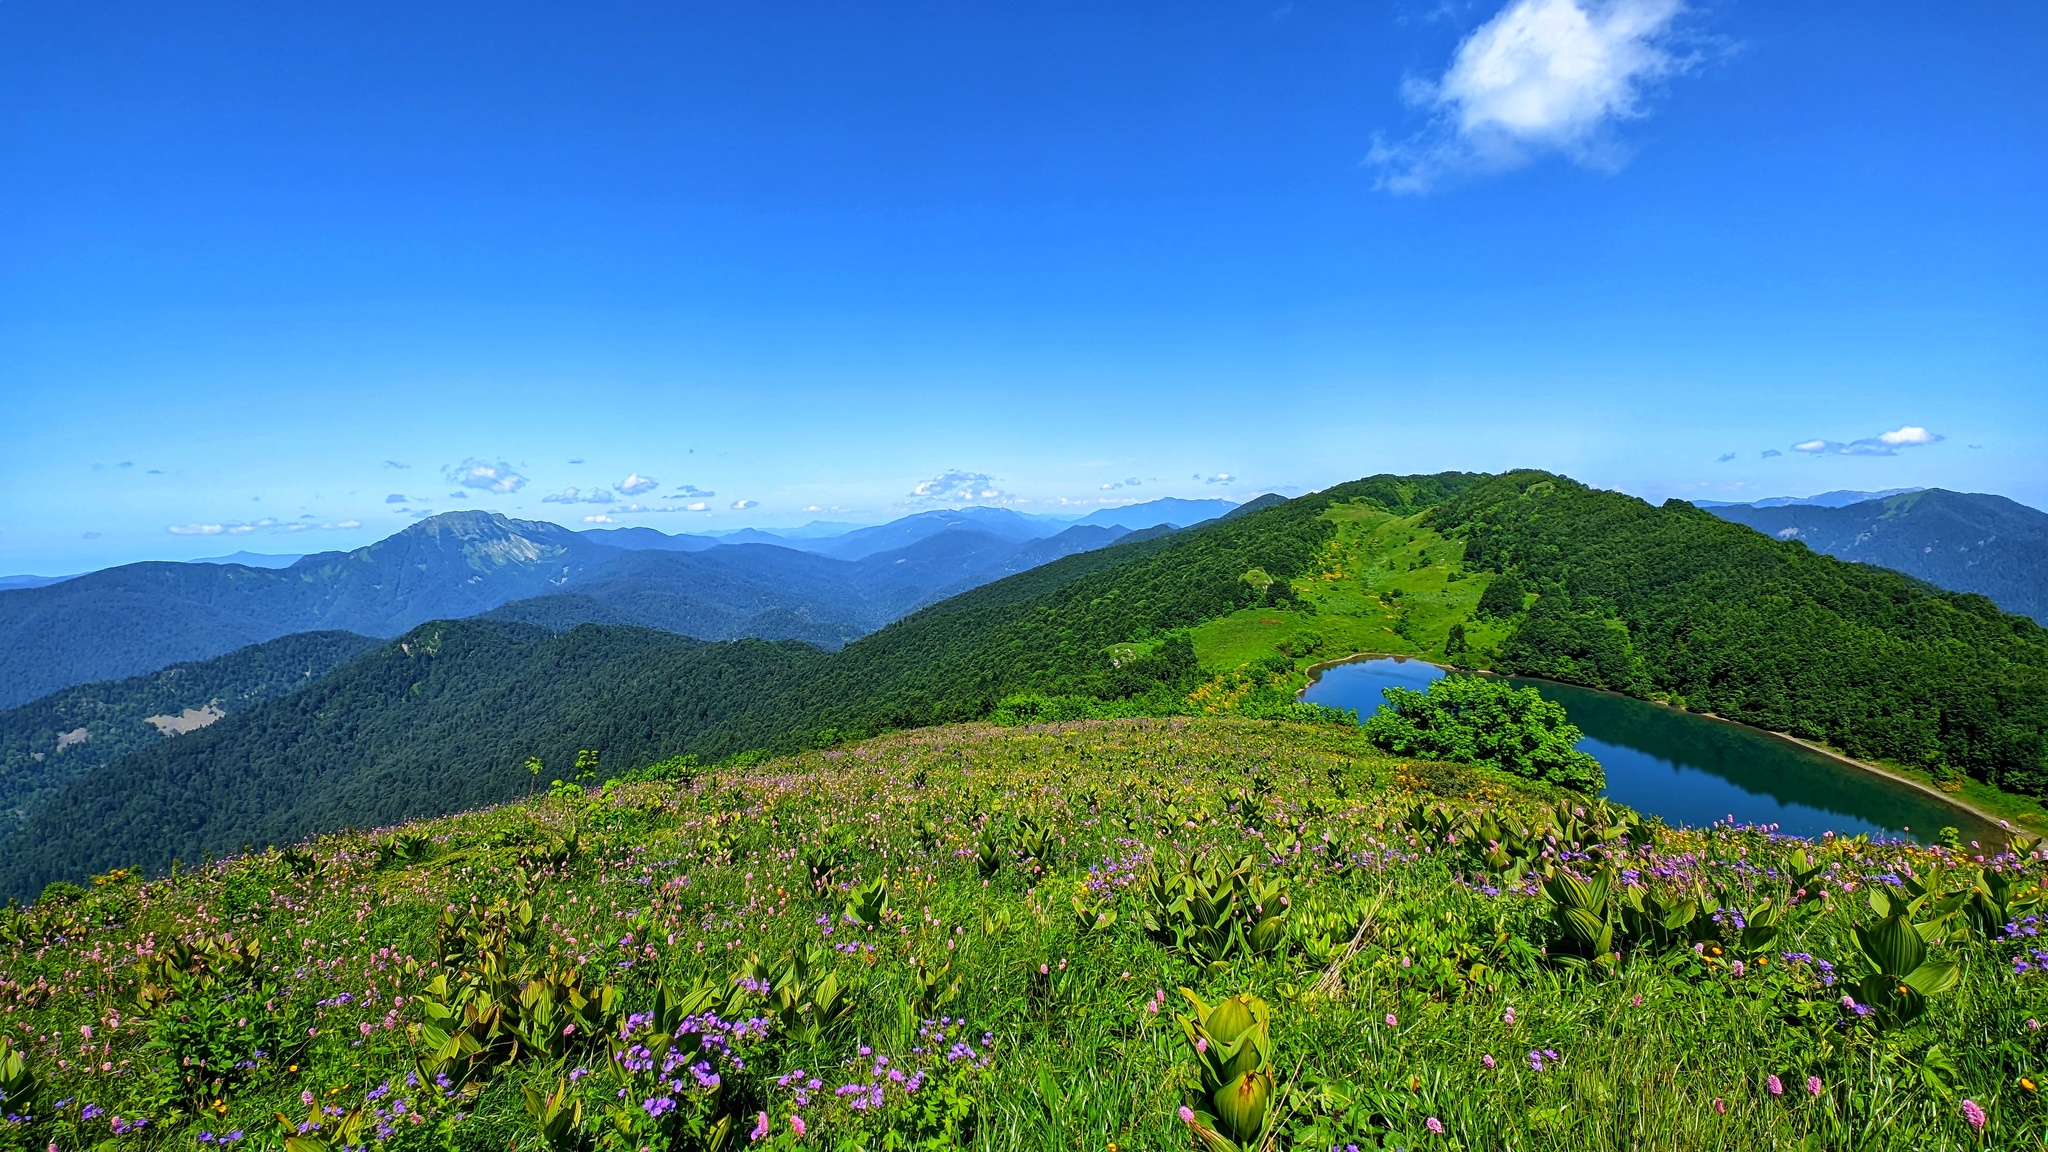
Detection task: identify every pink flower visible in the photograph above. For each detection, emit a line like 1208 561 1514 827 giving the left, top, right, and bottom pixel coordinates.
790 1115 806 1137
1962 1099 1987 1130
1806 1076 1823 1097
751 1112 770 1141
1767 1075 1783 1096
1502 1007 1516 1025
1426 1116 1444 1135
1385 1013 1399 1028
1179 1106 1196 1124
1195 1037 1208 1054
1481 1054 1496 1070
1712 1098 1727 1114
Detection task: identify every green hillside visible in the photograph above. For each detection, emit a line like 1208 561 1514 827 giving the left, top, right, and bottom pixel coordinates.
7 470 2047 893
2 719 2041 1150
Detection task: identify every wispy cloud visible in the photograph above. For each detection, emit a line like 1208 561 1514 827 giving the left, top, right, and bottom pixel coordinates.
1099 477 1144 491
672 484 716 497
910 470 1006 504
444 458 527 493
616 472 659 496
167 517 360 536
384 460 409 469
1715 452 1736 463
1791 425 1944 458
1760 449 1782 458
541 487 616 505
384 494 409 504
1371 0 1694 193
730 499 758 511
1194 472 1237 486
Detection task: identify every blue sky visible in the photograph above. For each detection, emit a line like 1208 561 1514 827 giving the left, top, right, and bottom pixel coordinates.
2 0 2042 572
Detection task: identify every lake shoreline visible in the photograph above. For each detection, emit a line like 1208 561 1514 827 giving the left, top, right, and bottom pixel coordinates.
1299 650 2013 843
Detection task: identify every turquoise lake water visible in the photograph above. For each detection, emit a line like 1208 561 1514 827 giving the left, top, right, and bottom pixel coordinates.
1301 656 2003 846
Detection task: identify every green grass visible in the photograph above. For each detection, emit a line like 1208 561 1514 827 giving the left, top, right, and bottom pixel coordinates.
1190 505 1512 683
3 718 2045 1150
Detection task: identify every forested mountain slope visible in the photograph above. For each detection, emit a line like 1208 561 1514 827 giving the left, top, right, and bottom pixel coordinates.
0 622 824 895
1707 488 2048 623
1448 474 2048 792
0 630 379 839
9 470 2045 892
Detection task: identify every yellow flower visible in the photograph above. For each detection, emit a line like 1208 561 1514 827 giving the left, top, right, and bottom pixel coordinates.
2021 1077 2038 1093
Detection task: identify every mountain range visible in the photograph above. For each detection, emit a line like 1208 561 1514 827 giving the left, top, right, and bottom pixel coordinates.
4 470 2044 895
0 497 1240 709
1704 488 2048 623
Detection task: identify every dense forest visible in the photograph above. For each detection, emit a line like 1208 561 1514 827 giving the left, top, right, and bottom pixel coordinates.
7 470 2046 894
0 631 378 839
1444 472 2048 793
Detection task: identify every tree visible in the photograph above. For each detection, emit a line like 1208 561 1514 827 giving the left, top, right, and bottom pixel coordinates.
1474 573 1525 619
1361 674 1603 793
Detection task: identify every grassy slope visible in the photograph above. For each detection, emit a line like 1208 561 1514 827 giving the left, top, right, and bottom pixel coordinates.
5 719 2043 1150
1189 503 1508 681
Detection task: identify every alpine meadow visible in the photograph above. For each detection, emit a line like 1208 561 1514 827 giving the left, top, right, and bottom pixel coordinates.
4 472 2048 1151
4 0 2045 1148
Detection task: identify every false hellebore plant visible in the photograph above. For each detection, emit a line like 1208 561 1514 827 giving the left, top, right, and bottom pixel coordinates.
1176 990 1279 1151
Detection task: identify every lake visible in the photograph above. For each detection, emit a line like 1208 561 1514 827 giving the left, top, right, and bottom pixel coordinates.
1300 656 2003 846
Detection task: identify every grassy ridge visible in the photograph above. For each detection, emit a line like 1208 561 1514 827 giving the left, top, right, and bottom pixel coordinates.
3 719 2044 1150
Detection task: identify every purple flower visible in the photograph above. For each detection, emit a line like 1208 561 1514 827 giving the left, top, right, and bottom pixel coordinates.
1962 1099 1987 1130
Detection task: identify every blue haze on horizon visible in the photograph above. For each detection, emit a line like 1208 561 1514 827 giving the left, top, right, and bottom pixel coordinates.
1 0 2042 573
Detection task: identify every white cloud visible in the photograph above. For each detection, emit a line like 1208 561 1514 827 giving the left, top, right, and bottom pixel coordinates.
1194 472 1237 485
687 502 709 512
583 514 615 524
616 472 659 496
1371 0 1692 193
730 499 758 511
909 470 1006 504
541 487 616 505
1791 426 1945 457
168 521 259 536
443 458 528 493
1879 425 1938 447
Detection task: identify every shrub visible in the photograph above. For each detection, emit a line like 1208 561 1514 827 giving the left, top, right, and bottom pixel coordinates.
1361 674 1603 792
